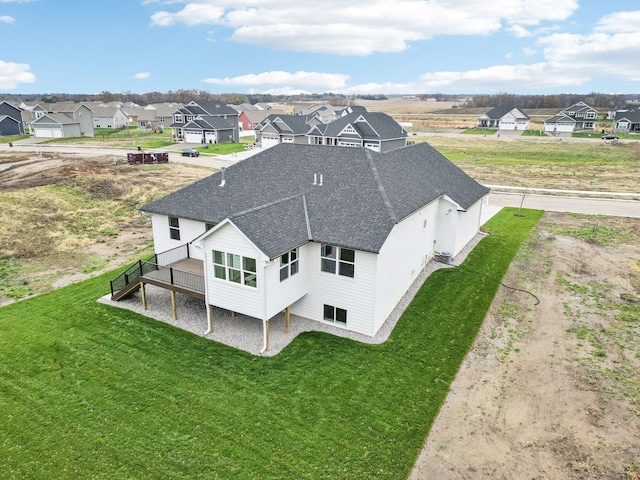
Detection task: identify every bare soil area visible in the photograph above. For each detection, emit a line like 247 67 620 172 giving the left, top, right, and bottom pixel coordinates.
411 212 640 479
0 151 211 304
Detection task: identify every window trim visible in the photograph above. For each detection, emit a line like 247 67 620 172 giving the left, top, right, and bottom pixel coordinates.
169 216 180 241
321 244 355 278
212 249 257 288
323 304 347 326
280 248 299 282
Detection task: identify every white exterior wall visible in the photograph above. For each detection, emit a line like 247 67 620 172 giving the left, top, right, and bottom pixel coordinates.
263 245 309 319
201 223 267 319
150 214 206 260
372 202 440 332
290 242 377 336
434 198 459 256
453 198 484 256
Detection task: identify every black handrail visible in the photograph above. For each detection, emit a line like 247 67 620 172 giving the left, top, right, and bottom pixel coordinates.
109 243 198 298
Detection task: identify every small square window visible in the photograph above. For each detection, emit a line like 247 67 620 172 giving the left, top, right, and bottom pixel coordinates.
323 304 335 321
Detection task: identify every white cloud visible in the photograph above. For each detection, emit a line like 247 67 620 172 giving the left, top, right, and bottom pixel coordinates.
149 0 579 55
134 72 151 79
203 71 350 94
151 3 223 27
0 60 36 90
594 10 640 33
0 15 15 23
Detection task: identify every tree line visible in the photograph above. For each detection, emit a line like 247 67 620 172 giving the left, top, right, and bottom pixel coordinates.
462 92 638 109
2 89 637 109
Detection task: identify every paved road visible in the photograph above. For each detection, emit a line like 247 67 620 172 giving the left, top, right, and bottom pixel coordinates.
3 141 639 218
489 191 640 218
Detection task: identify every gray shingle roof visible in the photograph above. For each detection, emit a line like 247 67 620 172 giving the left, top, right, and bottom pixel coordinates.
317 112 407 140
483 107 529 120
141 143 489 258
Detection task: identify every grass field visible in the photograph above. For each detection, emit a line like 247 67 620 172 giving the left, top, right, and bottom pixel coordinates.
424 135 640 193
0 208 542 479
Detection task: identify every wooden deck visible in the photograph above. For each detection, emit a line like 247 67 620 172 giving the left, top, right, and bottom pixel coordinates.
141 258 205 300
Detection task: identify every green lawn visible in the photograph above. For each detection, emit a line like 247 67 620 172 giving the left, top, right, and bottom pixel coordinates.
0 208 542 479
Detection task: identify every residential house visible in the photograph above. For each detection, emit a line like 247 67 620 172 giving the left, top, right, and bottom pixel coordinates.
476 107 530 130
92 106 130 129
544 102 598 134
0 101 24 136
256 114 317 148
238 109 285 131
307 111 407 152
613 107 640 133
31 113 83 138
170 100 240 144
29 103 94 138
113 142 489 352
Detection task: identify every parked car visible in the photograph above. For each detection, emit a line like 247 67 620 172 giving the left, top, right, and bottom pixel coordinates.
602 134 619 140
181 149 200 157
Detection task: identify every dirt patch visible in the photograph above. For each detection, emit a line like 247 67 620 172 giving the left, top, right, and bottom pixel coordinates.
0 153 212 304
410 212 640 479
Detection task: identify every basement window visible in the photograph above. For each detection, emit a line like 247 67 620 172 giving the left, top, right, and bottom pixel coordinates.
323 304 347 326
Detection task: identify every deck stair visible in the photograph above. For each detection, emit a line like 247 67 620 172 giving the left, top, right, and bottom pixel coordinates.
110 244 205 301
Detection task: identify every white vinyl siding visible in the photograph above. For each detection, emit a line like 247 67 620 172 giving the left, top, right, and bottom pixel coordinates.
290 242 376 336
149 214 206 260
434 198 459 258
200 222 266 319
454 199 485 256
373 202 439 332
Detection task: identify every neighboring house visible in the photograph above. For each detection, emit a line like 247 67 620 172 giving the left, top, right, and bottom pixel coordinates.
238 109 285 131
476 107 530 130
256 114 316 148
28 103 94 137
612 107 640 133
113 142 489 352
170 100 240 143
307 111 407 152
544 102 598 134
125 106 157 128
32 113 83 138
0 101 24 136
92 106 130 129
295 104 341 123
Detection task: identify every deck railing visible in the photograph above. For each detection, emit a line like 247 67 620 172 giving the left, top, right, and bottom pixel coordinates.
109 243 198 299
142 261 205 295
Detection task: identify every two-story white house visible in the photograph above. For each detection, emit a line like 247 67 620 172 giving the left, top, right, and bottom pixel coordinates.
115 143 489 352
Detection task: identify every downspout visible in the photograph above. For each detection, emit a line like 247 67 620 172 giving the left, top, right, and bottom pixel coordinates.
200 244 213 335
260 258 269 354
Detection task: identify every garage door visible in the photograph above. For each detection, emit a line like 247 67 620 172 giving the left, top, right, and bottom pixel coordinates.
261 136 279 149
185 132 202 143
34 128 62 138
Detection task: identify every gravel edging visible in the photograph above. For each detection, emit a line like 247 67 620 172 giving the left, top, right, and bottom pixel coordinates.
98 232 489 357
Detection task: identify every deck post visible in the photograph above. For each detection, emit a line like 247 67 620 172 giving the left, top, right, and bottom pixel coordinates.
171 291 178 321
285 306 290 334
141 282 147 310
264 319 269 352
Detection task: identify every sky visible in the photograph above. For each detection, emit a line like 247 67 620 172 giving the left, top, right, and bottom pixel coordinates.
1 0 640 96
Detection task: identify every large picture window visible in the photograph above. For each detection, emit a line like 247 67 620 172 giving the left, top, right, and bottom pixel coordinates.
212 250 257 288
169 217 180 241
321 245 355 278
280 248 299 281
